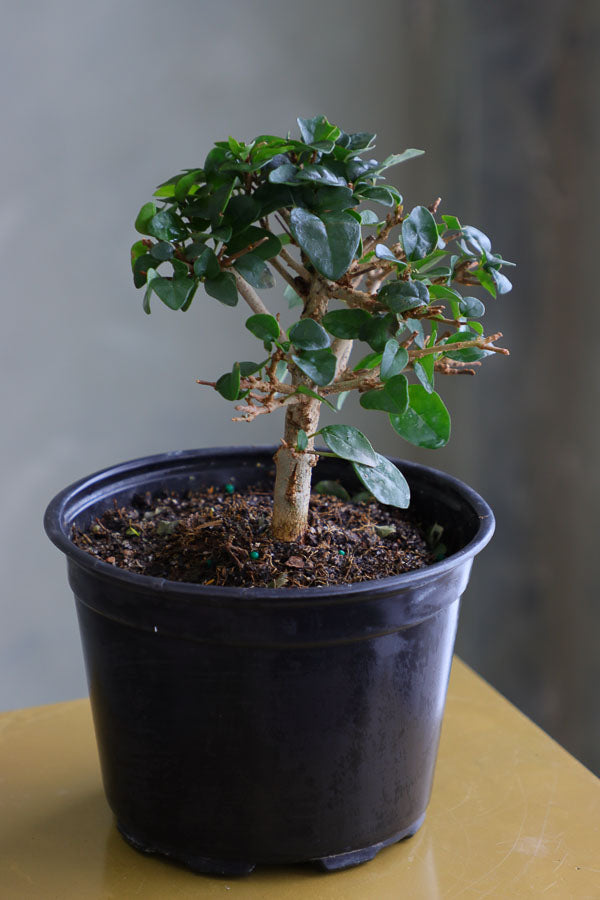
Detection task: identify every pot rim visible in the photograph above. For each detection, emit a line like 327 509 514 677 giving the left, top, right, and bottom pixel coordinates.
44 445 495 602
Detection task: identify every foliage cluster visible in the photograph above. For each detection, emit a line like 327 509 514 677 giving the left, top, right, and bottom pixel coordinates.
132 116 511 521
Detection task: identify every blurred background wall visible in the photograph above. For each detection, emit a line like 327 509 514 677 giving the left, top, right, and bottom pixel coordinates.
1 0 598 773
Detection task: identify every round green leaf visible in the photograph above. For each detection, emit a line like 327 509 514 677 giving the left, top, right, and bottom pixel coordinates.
150 241 175 261
380 340 409 381
360 374 409 414
390 385 450 449
443 327 489 362
245 314 280 341
289 319 331 350
352 454 410 508
204 272 238 306
322 308 370 339
149 275 195 311
402 206 438 261
216 362 241 401
234 253 275 289
292 349 337 386
134 201 157 235
378 279 428 313
193 246 220 279
459 296 486 318
314 480 351 502
148 210 189 242
319 425 378 467
289 208 360 280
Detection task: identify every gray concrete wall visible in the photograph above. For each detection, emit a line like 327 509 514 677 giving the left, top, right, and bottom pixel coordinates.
2 0 598 772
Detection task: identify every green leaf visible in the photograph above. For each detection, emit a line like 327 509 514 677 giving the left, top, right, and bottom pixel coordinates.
292 348 337 386
322 307 371 339
375 243 405 266
376 149 424 171
234 253 275 289
356 186 397 207
193 246 220 279
130 240 147 267
402 206 439 261
245 313 280 341
360 374 409 414
148 275 195 311
378 280 428 313
148 210 189 242
186 182 234 227
297 115 341 150
296 429 308 451
460 225 492 255
135 202 157 235
314 480 351 501
353 350 382 371
352 454 410 508
222 194 261 231
390 385 450 449
289 208 360 280
289 319 330 350
443 327 489 362
216 362 241 401
380 340 409 380
358 209 381 225
226 226 282 261
149 241 174 261
284 283 303 308
487 267 512 294
132 253 157 288
239 360 267 376
359 313 397 352
413 354 435 393
293 384 336 410
204 271 238 306
297 184 355 213
459 296 486 318
174 169 203 203
319 425 378 467
442 214 461 231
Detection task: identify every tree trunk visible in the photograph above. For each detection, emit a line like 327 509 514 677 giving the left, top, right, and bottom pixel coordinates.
271 274 334 542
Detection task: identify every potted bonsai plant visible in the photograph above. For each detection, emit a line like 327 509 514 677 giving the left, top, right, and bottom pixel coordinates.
45 115 512 875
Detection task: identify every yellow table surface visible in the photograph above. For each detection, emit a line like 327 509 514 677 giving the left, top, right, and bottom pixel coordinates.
1 658 598 899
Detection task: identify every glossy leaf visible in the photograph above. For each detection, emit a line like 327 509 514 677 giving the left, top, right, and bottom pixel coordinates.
226 226 282 261
401 206 438 261
390 385 450 449
322 308 370 339
216 363 241 401
291 348 337 386
234 253 275 289
148 275 195 311
353 350 382 371
459 296 486 318
289 319 330 350
148 210 188 242
413 354 435 393
356 186 397 207
378 279 428 313
150 241 174 261
296 429 308 451
204 271 238 306
352 454 410 508
380 340 409 380
223 194 261 231
359 313 397 352
245 313 280 341
319 425 378 467
314 480 351 501
444 327 489 362
193 246 220 279
134 202 157 235
289 208 360 280
360 374 409 415
284 283 303 308
293 384 337 411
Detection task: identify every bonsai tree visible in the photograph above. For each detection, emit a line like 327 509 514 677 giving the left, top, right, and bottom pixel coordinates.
131 115 511 542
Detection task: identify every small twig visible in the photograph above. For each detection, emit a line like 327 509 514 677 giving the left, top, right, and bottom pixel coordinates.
279 246 311 280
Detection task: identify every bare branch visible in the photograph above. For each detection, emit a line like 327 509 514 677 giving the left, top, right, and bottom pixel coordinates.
279 246 311 281
232 270 278 320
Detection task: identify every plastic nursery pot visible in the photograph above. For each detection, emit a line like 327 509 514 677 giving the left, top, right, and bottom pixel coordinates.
45 447 494 876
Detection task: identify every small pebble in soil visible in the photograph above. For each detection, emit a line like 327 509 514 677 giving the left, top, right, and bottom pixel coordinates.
224 483 235 494
250 550 260 560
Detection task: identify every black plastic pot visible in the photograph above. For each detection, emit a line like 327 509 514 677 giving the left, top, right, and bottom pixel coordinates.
44 447 494 875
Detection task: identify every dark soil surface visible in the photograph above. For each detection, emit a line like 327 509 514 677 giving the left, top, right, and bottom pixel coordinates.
72 484 436 589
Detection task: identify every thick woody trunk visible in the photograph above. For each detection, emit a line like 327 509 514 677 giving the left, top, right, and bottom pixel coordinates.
271 275 346 542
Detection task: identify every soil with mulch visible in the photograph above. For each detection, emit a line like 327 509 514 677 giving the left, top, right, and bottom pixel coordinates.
72 483 436 589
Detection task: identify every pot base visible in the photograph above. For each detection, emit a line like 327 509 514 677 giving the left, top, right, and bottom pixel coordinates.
117 813 426 876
